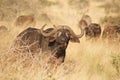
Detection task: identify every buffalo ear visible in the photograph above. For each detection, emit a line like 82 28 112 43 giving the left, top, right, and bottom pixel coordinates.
70 36 80 43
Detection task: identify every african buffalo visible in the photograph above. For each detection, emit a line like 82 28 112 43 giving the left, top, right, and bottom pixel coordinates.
79 15 101 40
84 23 101 40
13 24 84 63
15 15 36 27
102 25 120 42
0 25 8 32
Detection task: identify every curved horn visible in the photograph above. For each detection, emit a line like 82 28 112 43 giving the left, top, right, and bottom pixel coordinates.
40 24 57 37
41 24 47 30
64 25 84 38
53 24 64 29
53 24 57 28
79 20 88 29
76 26 84 38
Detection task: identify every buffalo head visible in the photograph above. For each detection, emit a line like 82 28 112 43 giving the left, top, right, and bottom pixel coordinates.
41 24 84 44
41 24 84 62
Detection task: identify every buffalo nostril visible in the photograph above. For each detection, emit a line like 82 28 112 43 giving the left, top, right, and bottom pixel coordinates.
61 38 67 42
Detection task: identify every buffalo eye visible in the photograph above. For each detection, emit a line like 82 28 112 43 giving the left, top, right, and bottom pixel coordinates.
57 32 62 36
66 32 70 38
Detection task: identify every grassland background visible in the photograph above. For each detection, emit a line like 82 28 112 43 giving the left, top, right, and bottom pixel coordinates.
0 0 120 80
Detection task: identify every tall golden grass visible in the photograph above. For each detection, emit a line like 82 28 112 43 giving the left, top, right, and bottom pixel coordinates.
0 0 120 80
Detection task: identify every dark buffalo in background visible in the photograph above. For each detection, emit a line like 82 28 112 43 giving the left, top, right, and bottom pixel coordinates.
102 25 120 43
85 23 101 40
0 25 8 33
15 15 36 27
79 15 101 40
13 24 84 63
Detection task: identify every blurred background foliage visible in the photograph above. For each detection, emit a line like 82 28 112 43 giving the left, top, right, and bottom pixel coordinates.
99 0 120 25
0 0 120 24
68 0 89 9
100 16 120 25
0 0 90 21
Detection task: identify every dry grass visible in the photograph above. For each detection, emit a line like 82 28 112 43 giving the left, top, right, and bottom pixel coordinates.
0 35 120 80
0 0 120 80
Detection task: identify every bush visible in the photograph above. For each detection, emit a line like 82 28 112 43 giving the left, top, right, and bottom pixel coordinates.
100 16 120 25
111 54 120 73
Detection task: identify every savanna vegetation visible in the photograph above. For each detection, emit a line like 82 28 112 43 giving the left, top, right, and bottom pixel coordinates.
0 0 120 80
